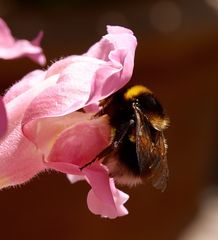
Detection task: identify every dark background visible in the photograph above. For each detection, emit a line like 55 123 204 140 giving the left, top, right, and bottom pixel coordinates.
0 0 218 239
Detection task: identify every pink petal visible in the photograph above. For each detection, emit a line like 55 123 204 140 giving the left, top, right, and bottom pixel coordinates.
87 49 130 103
43 113 109 178
45 56 79 79
84 165 129 218
86 25 137 101
0 97 7 137
4 70 46 104
30 112 93 156
28 31 46 66
0 124 44 189
22 26 137 144
43 116 111 195
0 18 46 65
0 95 44 189
44 115 111 182
86 25 136 61
0 74 58 188
22 58 105 142
46 116 111 167
0 18 14 46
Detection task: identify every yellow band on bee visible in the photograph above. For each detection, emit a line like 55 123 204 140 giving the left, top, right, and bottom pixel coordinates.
124 85 152 100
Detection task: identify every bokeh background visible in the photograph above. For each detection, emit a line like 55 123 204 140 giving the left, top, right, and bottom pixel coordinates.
0 0 218 239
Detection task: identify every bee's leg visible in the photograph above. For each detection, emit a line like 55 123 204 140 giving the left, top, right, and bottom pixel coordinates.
91 97 114 119
80 119 134 170
79 145 114 170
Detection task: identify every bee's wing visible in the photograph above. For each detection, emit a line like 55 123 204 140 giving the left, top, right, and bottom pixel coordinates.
133 103 169 192
132 104 154 171
150 131 169 192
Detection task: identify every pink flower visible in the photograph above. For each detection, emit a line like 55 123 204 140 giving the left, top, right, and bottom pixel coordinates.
0 18 46 65
0 26 137 218
0 97 7 137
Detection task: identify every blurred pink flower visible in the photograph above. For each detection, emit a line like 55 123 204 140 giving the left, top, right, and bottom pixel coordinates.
0 18 46 65
0 97 7 137
0 17 46 138
0 26 137 218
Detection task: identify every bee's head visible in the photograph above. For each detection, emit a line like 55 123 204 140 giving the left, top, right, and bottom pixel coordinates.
124 85 169 131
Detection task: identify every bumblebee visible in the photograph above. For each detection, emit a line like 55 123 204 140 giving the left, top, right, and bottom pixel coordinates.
81 85 169 192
